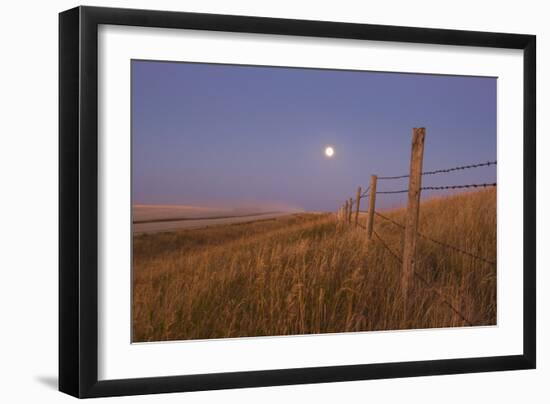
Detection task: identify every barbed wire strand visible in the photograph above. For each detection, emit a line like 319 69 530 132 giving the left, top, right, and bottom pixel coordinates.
417 232 496 266
421 183 496 191
376 182 496 195
349 186 372 206
412 270 474 327
378 160 497 180
423 160 496 176
372 230 473 326
373 230 402 262
374 211 405 229
376 189 410 194
373 211 496 266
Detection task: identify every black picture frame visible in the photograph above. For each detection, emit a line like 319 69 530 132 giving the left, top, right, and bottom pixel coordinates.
59 5 536 398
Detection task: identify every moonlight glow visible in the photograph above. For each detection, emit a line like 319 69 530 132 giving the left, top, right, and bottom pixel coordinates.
325 146 334 158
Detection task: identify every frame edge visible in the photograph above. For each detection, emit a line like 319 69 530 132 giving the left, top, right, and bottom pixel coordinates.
522 34 536 369
59 5 81 398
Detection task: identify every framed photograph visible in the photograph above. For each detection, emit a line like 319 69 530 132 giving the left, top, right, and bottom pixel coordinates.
59 6 536 398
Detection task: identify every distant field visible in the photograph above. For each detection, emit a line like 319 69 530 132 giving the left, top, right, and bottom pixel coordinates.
132 189 496 342
133 204 300 234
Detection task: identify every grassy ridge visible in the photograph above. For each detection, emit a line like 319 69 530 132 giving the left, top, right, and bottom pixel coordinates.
132 189 496 342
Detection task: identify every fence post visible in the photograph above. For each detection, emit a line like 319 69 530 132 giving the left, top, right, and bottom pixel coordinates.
343 201 348 224
401 127 426 314
355 187 362 226
348 198 353 224
366 175 377 240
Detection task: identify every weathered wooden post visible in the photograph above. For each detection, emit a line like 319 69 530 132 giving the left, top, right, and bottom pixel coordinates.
343 201 348 224
401 127 426 313
366 175 377 240
355 187 362 226
348 198 353 224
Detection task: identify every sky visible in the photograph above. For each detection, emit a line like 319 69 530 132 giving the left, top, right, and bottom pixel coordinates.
132 60 496 212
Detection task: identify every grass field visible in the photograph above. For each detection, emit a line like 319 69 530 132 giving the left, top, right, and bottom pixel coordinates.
132 188 496 342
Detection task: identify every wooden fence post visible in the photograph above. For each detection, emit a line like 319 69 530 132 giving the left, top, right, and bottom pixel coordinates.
348 198 353 224
343 201 348 224
355 187 362 226
401 127 426 314
366 175 377 240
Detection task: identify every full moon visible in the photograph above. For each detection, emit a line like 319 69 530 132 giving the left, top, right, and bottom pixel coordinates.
325 146 334 158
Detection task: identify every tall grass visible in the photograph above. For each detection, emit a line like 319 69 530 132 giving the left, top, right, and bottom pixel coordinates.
132 189 496 342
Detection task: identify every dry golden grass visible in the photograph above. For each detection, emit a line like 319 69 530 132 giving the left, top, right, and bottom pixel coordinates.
132 189 496 342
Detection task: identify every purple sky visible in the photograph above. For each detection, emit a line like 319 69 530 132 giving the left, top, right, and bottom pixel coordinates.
132 60 496 211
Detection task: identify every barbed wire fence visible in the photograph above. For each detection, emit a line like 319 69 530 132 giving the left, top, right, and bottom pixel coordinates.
377 160 496 180
374 211 497 266
337 127 496 324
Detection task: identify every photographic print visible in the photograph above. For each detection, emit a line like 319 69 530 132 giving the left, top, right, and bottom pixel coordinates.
131 60 497 343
